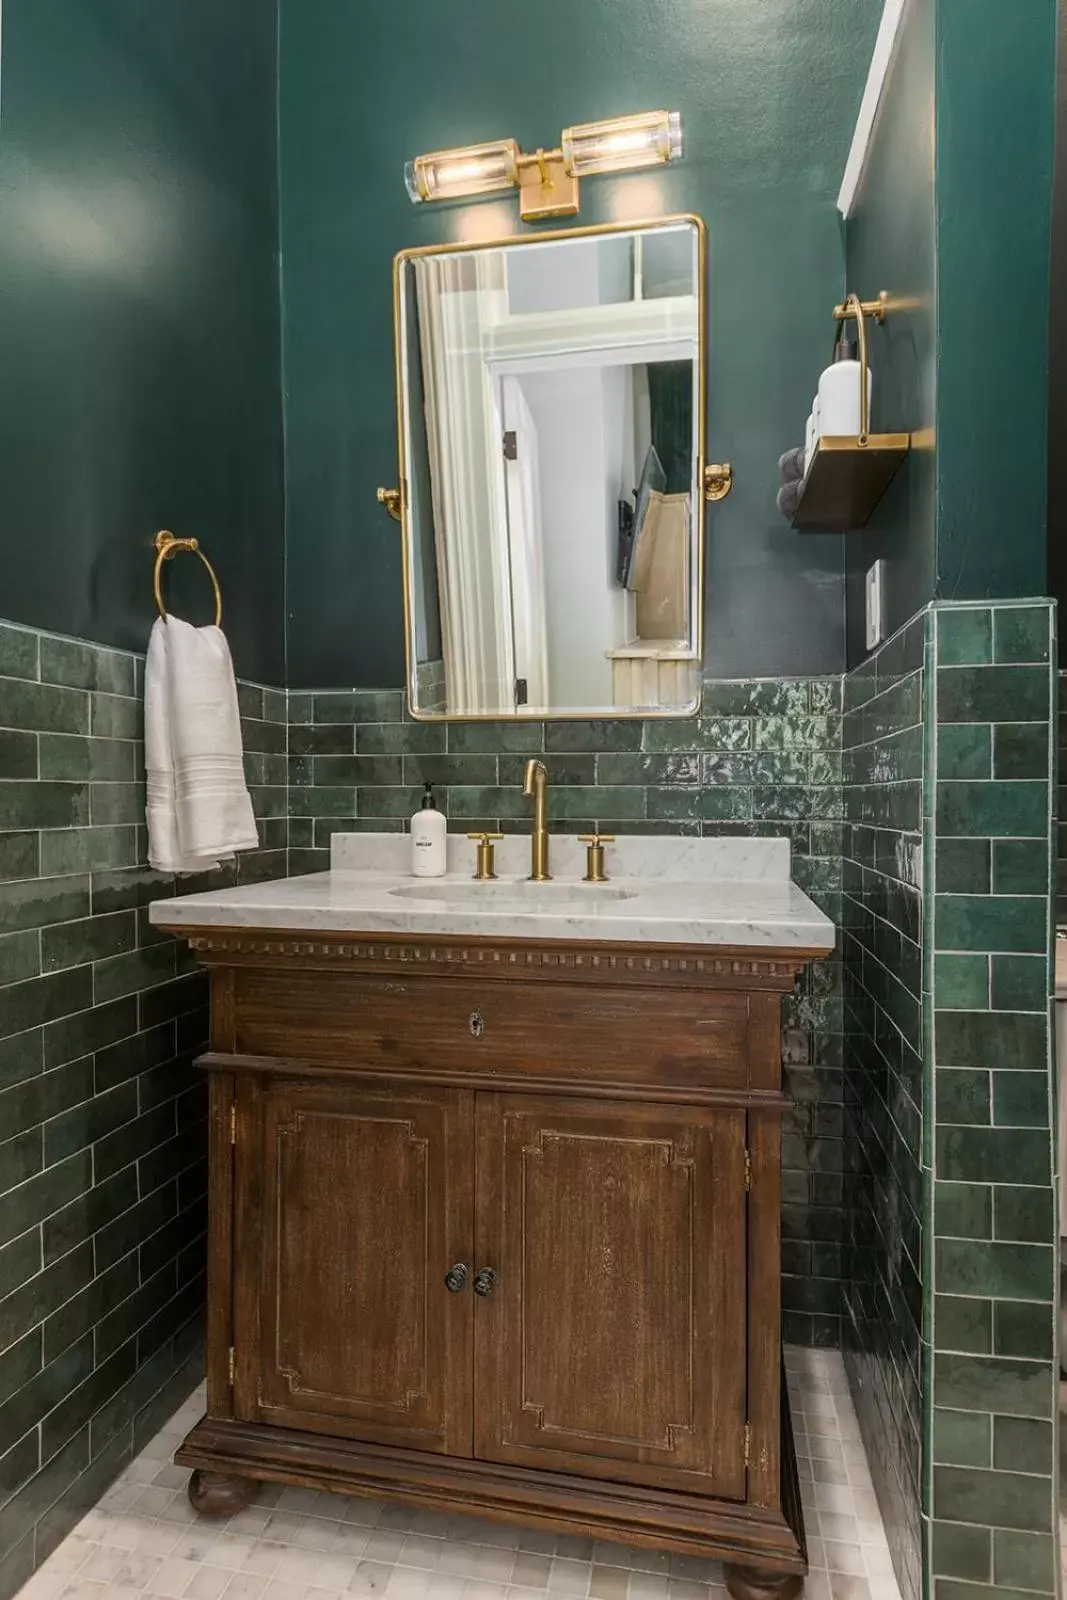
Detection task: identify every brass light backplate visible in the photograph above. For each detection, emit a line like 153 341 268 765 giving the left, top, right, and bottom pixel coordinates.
517 150 579 222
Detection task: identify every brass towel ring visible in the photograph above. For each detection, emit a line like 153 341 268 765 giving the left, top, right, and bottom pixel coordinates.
153 530 222 626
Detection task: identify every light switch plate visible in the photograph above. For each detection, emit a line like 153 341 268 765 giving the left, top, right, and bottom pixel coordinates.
865 560 885 651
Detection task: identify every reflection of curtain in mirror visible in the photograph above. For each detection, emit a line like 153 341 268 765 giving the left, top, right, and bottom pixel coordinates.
415 254 514 715
648 362 693 494
501 378 549 709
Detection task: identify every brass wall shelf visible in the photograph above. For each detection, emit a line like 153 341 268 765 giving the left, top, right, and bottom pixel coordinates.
790 290 911 533
791 434 910 534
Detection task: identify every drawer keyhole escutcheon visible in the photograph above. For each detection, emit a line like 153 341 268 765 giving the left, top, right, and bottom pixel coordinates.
444 1263 469 1293
469 1011 485 1039
474 1266 497 1297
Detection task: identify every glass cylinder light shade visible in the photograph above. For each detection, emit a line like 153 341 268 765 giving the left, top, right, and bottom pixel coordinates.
561 112 683 177
405 140 520 204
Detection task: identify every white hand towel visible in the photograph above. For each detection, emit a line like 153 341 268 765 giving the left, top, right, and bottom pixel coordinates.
145 616 259 874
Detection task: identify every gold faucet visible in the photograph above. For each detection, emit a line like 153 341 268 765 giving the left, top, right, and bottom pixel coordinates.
522 759 551 881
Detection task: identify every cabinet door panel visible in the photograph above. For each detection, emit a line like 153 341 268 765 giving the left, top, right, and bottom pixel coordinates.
235 1077 473 1456
474 1094 747 1497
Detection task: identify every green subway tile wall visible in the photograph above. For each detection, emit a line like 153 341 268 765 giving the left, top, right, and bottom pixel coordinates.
841 600 1059 1600
0 607 1059 1600
841 611 927 1600
1057 676 1067 919
0 619 287 1599
287 678 848 1347
926 603 1058 1600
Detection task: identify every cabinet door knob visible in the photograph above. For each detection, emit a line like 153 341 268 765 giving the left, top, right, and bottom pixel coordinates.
469 1012 485 1039
444 1263 469 1293
473 1266 497 1297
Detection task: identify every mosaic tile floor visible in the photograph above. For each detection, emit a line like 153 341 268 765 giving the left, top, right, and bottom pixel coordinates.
14 1348 901 1600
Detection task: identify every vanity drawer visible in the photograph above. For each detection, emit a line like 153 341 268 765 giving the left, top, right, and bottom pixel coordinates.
229 967 751 1090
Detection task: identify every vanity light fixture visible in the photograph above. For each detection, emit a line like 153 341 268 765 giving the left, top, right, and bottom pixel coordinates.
405 111 683 223
561 111 683 176
405 139 520 205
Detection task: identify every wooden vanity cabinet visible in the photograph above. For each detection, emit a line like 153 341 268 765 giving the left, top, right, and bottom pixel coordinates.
164 926 815 1600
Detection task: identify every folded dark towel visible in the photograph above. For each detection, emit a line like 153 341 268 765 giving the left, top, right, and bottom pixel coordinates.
779 446 805 484
777 480 802 522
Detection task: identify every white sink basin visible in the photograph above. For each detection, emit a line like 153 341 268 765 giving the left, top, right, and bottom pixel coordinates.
390 880 636 908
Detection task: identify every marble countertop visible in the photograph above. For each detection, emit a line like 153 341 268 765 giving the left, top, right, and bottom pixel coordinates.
150 833 836 952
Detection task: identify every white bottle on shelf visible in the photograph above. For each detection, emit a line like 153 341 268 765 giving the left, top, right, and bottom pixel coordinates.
410 783 446 877
818 338 873 438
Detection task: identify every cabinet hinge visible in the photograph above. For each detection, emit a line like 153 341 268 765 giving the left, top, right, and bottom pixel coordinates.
228 1347 235 1387
229 1105 237 1145
744 1422 751 1468
744 1148 752 1191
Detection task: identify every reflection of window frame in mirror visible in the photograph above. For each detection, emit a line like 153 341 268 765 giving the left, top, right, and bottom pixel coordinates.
389 213 708 722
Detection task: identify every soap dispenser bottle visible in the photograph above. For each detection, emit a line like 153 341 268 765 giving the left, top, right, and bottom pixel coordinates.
411 782 446 878
818 338 872 438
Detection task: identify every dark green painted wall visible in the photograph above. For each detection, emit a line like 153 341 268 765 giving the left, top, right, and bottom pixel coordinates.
279 0 884 690
934 0 1055 607
1047 0 1067 606
845 0 1055 666
0 0 285 686
844 0 936 666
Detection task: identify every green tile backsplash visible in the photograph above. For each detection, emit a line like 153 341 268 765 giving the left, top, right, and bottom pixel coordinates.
0 619 286 1593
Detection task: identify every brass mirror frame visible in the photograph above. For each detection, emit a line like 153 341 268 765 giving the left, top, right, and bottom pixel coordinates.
389 212 709 722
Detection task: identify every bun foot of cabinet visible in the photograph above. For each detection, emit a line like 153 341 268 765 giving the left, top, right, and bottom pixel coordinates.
724 1566 804 1600
187 1469 258 1517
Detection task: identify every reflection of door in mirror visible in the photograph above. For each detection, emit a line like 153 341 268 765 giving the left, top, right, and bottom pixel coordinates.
500 379 549 709
414 252 515 717
398 220 704 720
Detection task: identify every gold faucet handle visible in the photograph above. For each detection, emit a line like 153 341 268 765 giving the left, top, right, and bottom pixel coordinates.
467 832 503 881
578 834 615 884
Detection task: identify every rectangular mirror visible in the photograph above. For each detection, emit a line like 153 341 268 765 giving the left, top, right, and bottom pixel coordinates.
393 217 706 720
